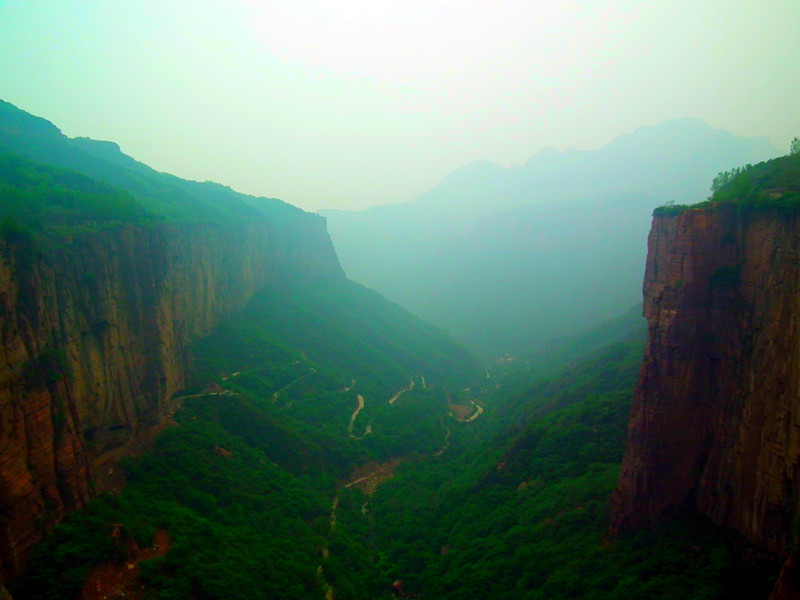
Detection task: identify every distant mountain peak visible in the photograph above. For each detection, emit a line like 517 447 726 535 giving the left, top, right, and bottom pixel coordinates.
439 159 507 183
0 99 63 139
324 116 780 357
604 118 732 150
525 118 773 169
636 116 717 132
71 137 123 154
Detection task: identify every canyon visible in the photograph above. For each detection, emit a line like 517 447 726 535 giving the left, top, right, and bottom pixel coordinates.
3 97 799 598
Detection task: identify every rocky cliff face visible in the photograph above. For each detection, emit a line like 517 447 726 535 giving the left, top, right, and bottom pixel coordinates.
610 205 800 559
0 215 342 578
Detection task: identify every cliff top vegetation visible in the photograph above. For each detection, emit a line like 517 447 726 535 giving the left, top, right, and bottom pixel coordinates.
654 150 800 217
0 152 150 233
0 100 305 225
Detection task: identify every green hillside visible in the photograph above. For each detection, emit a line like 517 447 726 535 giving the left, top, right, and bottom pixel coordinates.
13 266 481 600
191 278 480 460
0 100 300 222
364 335 777 600
4 101 783 599
0 152 150 233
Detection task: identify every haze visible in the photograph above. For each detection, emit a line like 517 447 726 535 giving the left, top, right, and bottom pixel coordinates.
1 0 797 212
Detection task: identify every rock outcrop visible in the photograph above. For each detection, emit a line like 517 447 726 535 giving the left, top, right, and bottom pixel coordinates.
0 216 342 578
609 203 800 591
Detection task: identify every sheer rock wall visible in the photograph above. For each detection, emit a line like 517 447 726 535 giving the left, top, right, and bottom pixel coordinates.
0 216 342 578
610 206 800 592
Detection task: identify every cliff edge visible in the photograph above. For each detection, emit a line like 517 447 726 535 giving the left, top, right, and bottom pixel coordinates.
610 153 800 596
0 217 342 579
0 103 344 579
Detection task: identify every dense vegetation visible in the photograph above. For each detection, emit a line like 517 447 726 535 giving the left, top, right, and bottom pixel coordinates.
365 334 778 599
13 273 479 599
0 152 150 233
654 151 800 217
0 100 302 222
15 302 778 599
16 396 332 600
191 278 478 460
4 102 784 598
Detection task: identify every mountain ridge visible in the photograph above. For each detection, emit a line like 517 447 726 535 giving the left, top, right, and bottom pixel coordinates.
0 101 475 582
0 100 299 222
322 118 777 356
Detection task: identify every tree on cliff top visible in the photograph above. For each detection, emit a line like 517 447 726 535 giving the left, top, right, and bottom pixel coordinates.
710 165 751 194
791 137 800 156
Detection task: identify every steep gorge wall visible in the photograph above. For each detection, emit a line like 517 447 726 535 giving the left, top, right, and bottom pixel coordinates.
610 206 800 558
0 215 342 578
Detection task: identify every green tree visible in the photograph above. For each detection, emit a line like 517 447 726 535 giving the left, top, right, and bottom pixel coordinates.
791 137 800 156
710 168 740 193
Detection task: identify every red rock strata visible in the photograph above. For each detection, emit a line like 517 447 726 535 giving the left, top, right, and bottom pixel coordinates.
610 206 800 596
0 217 342 580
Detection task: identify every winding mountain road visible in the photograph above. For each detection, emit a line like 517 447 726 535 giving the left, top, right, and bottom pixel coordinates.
388 378 415 405
347 394 367 438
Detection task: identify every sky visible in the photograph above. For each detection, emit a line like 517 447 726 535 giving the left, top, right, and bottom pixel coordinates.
0 0 798 212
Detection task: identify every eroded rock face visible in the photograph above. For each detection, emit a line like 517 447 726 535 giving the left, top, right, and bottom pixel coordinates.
0 216 342 578
610 206 800 558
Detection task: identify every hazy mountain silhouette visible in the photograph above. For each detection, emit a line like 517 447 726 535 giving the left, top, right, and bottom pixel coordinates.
0 100 297 221
322 118 776 356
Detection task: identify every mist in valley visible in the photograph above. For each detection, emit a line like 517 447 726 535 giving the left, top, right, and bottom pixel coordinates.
324 119 776 356
1 1 799 599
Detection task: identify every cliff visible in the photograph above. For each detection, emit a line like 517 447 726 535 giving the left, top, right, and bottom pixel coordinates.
0 197 342 578
609 183 800 592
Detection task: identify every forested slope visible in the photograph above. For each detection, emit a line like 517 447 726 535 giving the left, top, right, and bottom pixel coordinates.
12 268 480 600
15 306 778 599
365 333 778 599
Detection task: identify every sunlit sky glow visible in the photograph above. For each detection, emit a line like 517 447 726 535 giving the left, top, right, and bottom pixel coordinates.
1 0 798 211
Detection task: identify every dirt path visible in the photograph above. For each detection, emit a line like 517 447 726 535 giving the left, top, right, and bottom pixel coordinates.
388 378 415 405
447 403 473 421
434 423 451 457
170 389 236 403
330 495 339 528
344 458 404 495
447 399 483 423
465 401 484 422
271 371 314 403
81 529 172 600
321 458 402 600
347 394 366 438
